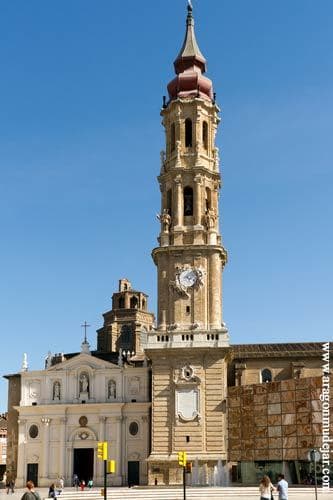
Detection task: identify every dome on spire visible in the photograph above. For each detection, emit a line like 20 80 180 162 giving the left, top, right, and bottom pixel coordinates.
167 3 213 102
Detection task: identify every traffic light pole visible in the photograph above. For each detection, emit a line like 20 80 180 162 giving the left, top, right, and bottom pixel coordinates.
104 459 107 500
183 465 186 500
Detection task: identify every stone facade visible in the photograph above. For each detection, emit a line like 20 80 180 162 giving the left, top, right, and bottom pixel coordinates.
5 282 154 488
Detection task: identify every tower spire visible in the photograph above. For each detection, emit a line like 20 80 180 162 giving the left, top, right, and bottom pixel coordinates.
167 2 213 102
174 1 206 74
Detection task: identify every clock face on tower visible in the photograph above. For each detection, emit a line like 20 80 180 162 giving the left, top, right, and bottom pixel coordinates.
179 269 198 288
169 266 205 298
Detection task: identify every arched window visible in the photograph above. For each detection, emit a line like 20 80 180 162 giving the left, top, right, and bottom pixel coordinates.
141 298 146 310
170 123 176 152
205 187 211 210
184 186 193 216
167 189 172 217
120 325 132 346
118 296 125 309
185 118 192 147
130 296 138 309
202 121 208 150
261 368 272 383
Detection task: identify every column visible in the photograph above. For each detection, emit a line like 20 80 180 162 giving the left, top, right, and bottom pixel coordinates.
194 175 202 226
16 418 27 487
115 416 123 486
209 253 221 329
173 175 183 245
121 416 127 485
41 417 51 485
58 417 67 479
97 416 106 484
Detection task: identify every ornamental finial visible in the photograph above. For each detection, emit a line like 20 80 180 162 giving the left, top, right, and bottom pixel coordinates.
187 0 193 11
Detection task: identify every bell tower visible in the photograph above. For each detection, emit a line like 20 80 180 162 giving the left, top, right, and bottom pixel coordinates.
154 2 228 336
146 3 230 486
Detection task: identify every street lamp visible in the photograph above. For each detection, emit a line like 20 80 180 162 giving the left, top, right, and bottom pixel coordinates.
308 448 320 500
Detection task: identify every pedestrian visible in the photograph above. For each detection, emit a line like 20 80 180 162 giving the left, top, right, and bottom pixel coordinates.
73 473 79 490
80 479 86 491
259 475 275 500
58 476 64 491
88 478 93 489
276 474 288 500
48 483 57 498
20 481 41 500
6 478 15 494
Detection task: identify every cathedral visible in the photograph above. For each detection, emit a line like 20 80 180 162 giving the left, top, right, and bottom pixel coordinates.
4 3 331 489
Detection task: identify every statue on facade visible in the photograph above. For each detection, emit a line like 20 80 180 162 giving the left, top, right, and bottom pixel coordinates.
108 379 116 399
203 208 216 230
157 209 171 233
160 150 166 172
53 381 61 400
45 351 52 369
79 373 89 394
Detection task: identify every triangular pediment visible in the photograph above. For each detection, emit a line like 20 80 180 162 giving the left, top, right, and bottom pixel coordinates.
47 352 119 372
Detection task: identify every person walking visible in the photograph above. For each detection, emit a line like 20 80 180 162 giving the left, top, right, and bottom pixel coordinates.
6 478 15 494
88 478 93 489
277 474 288 500
20 481 41 500
48 483 58 498
73 474 79 490
259 475 275 500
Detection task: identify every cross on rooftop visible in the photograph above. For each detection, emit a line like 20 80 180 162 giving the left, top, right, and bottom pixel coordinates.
81 321 91 342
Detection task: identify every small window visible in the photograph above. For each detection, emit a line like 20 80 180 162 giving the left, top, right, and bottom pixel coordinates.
118 296 125 309
202 121 208 149
183 186 193 216
261 368 272 383
130 296 138 309
129 421 139 436
205 187 211 210
167 189 172 217
186 306 190 314
170 123 176 152
186 436 190 443
185 118 192 147
29 425 39 439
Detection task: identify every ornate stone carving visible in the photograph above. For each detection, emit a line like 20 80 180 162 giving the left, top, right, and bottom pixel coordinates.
203 208 216 230
79 416 88 427
157 209 171 233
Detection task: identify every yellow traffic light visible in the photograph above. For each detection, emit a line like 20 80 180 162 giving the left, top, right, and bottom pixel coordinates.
107 460 116 473
97 441 108 460
178 451 187 466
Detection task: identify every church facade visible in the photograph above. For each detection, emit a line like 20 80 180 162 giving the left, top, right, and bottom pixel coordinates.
5 4 332 489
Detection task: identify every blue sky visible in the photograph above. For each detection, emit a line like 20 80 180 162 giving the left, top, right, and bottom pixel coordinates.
0 0 332 412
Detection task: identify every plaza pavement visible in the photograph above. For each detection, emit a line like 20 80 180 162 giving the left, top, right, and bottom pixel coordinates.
0 486 331 500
